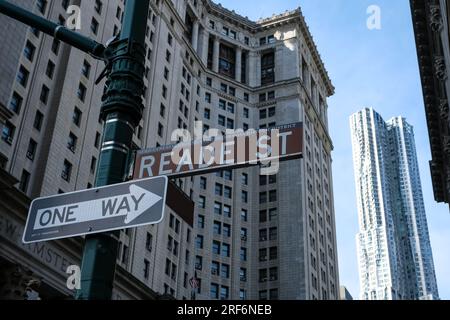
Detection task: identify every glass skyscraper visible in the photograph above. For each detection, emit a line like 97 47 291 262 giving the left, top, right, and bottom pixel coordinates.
350 107 439 300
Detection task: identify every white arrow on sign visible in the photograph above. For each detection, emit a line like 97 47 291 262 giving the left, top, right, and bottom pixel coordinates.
33 185 162 230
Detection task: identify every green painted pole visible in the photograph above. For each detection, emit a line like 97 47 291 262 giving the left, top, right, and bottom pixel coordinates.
76 0 150 300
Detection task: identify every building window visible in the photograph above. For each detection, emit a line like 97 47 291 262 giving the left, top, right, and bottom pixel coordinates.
17 66 29 87
211 261 219 275
40 85 49 104
165 50 171 62
269 208 277 221
241 173 248 185
212 241 220 255
143 259 150 279
269 190 277 202
196 235 204 249
158 123 164 137
241 228 247 241
268 107 276 117
94 0 103 14
94 132 101 149
90 157 97 174
222 243 230 257
34 111 43 131
269 227 277 241
219 44 236 79
91 18 99 35
37 0 47 14
269 267 278 281
218 115 225 127
67 132 77 152
214 202 222 215
213 221 221 235
146 233 153 251
261 51 275 85
205 92 211 103
204 108 210 119
2 122 15 144
51 39 60 55
62 160 72 182
195 256 203 270
259 210 267 223
223 223 231 237
269 289 279 300
226 118 234 129
210 283 219 300
241 209 248 222
270 247 278 260
215 183 223 196
77 83 87 102
260 229 268 242
221 264 230 279
260 109 267 119
259 248 267 261
200 177 207 189
197 215 205 229
24 41 35 61
224 186 232 198
220 286 229 300
19 170 30 193
259 269 268 283
27 139 37 161
240 247 247 261
46 61 55 79
243 107 249 118
198 195 206 208
82 60 91 78
242 191 248 203
9 92 22 114
260 192 267 204
223 204 231 218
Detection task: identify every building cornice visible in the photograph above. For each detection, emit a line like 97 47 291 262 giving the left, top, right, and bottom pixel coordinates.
410 0 450 205
203 1 335 97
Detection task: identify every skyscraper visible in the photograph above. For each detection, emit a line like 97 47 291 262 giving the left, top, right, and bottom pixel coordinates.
350 108 439 300
0 0 339 300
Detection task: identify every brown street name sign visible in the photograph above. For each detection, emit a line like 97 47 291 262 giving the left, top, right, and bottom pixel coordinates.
134 122 303 179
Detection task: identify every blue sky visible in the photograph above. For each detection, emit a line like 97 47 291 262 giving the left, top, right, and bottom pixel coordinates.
217 0 450 299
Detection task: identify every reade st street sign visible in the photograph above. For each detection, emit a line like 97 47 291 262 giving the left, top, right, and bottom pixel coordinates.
23 176 168 243
134 122 303 179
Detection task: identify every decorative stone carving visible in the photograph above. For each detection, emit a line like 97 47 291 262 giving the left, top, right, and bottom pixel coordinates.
444 135 450 156
439 99 449 119
429 5 443 32
434 56 447 80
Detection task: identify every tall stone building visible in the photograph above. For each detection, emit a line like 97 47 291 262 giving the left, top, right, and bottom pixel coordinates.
0 0 339 300
350 108 439 300
410 0 450 209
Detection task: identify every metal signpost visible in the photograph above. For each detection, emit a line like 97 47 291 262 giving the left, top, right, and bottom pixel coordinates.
23 176 168 244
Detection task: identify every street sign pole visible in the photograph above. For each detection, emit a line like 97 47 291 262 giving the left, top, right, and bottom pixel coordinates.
76 0 150 300
0 0 150 300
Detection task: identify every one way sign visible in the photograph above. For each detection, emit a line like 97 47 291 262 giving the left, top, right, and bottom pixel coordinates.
23 176 168 243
